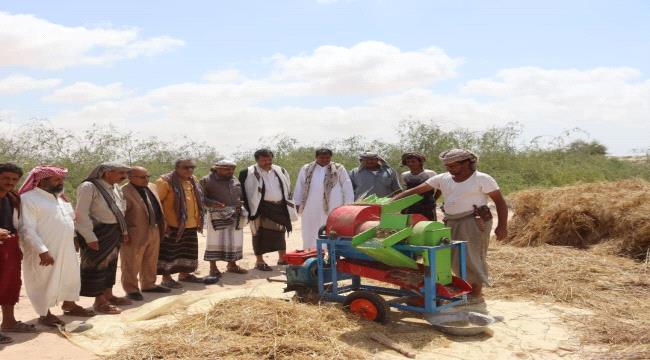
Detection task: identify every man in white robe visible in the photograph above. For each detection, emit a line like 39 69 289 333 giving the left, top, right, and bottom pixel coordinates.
18 166 90 327
294 148 354 249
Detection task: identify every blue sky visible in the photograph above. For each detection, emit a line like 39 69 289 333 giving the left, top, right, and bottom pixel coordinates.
0 0 648 155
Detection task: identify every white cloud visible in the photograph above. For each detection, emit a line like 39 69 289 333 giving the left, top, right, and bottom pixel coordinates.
0 74 61 95
0 109 17 121
203 69 245 83
43 82 128 103
459 67 650 128
39 42 650 155
0 11 184 70
271 41 461 94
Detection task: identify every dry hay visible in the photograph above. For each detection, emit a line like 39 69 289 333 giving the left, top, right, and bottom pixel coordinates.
107 296 451 360
504 179 650 260
108 297 375 360
487 242 650 357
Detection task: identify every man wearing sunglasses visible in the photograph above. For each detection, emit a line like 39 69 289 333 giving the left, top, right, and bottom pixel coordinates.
120 167 170 300
155 159 216 287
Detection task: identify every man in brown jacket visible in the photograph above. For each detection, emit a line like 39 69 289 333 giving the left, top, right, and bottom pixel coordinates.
120 166 170 300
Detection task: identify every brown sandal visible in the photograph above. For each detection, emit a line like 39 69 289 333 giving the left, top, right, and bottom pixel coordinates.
63 305 96 317
107 296 132 306
255 263 272 271
38 315 65 328
94 302 122 315
1 321 38 333
227 265 248 274
0 332 13 344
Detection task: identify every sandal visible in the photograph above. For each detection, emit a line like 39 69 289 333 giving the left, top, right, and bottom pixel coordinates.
179 274 205 284
161 279 183 289
0 332 13 344
38 315 65 328
209 269 222 277
93 302 122 315
62 305 96 317
227 265 248 274
203 275 220 285
255 263 272 272
1 321 38 333
107 296 132 306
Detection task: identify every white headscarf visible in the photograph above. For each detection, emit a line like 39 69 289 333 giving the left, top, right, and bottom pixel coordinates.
439 149 478 165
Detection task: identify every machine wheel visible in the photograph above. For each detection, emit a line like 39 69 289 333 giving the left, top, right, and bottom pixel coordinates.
343 291 389 323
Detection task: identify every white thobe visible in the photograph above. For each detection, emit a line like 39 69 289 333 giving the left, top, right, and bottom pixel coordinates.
260 169 283 202
294 164 354 249
19 188 80 316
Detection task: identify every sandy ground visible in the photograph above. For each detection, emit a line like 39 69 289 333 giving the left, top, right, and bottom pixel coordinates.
1 220 589 359
1 224 289 360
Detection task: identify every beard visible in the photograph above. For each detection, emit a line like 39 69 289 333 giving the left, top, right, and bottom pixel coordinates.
47 184 65 194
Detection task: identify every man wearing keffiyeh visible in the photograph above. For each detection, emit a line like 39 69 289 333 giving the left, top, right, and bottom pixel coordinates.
75 161 132 314
293 148 354 249
155 158 215 288
199 159 248 278
19 165 93 327
349 151 402 200
392 149 508 305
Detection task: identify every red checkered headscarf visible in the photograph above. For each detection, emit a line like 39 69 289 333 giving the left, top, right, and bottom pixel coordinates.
18 165 68 195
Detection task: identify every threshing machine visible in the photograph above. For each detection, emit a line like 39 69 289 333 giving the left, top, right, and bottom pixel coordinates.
283 195 472 322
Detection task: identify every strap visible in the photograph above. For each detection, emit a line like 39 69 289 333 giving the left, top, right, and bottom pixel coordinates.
87 179 128 234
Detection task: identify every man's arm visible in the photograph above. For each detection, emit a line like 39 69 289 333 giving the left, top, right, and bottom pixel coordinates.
389 169 402 193
19 197 53 266
154 178 170 202
391 182 435 201
199 177 224 208
75 182 99 245
293 166 306 209
238 169 251 215
348 169 357 191
339 167 355 204
488 190 508 240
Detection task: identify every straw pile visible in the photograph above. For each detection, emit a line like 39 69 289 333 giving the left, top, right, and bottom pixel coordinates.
488 242 650 357
109 297 379 360
504 179 650 260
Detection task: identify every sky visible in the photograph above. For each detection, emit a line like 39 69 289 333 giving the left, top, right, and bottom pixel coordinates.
0 0 648 155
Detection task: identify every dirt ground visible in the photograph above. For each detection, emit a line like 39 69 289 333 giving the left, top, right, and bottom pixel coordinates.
0 219 639 359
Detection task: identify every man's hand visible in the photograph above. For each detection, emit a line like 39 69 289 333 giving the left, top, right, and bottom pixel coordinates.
122 234 131 245
0 228 10 241
39 251 55 266
494 225 508 241
86 241 100 251
207 201 225 208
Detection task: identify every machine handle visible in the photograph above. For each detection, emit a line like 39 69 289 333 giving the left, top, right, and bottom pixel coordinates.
318 225 327 238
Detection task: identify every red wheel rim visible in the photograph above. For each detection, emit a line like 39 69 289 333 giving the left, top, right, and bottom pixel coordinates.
349 299 378 321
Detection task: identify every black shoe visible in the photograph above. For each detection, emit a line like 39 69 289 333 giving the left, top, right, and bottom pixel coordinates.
142 285 172 293
127 292 144 301
203 275 220 285
255 263 273 271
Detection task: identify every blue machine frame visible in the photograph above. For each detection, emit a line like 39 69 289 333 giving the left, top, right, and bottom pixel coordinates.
316 236 469 314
